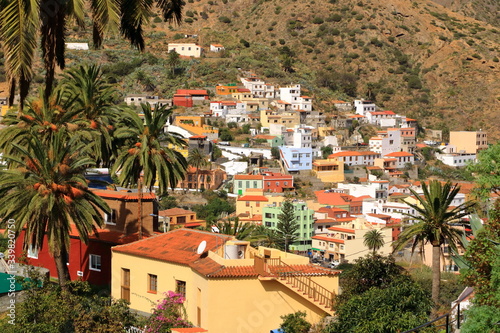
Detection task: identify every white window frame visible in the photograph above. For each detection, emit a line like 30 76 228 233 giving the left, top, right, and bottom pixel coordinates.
28 245 39 259
89 254 102 272
105 209 117 225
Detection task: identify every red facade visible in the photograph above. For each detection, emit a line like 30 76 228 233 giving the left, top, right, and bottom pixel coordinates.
14 229 128 286
262 173 294 193
173 94 193 107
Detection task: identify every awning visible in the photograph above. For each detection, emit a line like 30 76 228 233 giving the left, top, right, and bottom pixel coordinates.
311 248 322 251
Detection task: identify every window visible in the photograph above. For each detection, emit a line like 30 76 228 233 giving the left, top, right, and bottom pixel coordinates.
89 254 101 271
121 268 130 302
246 201 250 207
148 274 157 293
105 209 117 225
27 245 39 259
176 280 186 297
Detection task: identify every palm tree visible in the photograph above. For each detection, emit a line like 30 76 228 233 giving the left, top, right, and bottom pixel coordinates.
363 229 384 254
0 130 109 288
187 148 208 192
393 180 476 306
112 103 187 239
0 0 184 105
58 64 122 166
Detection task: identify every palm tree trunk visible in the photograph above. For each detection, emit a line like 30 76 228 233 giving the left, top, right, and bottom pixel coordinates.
432 244 441 306
54 247 70 289
138 178 143 239
196 168 200 192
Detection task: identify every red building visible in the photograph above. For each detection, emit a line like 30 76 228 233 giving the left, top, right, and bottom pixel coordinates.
262 172 294 193
14 190 157 286
173 89 209 107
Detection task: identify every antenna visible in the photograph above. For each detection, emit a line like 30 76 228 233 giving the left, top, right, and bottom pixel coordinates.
196 240 207 255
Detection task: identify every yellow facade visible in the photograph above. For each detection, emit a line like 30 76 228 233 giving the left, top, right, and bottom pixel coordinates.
111 230 338 332
260 109 300 128
174 116 219 137
312 157 345 183
235 191 286 219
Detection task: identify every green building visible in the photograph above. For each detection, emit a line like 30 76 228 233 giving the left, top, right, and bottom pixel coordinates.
262 201 315 252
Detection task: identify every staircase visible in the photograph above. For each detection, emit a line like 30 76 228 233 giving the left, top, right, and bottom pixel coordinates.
254 256 334 315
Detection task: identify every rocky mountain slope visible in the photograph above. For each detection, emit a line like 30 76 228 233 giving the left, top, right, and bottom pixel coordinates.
4 0 500 140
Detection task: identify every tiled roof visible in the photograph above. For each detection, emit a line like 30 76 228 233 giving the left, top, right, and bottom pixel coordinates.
92 189 156 201
113 229 234 275
176 89 208 95
315 191 354 206
234 174 263 180
189 135 207 139
384 151 414 157
69 225 140 244
312 235 345 244
237 195 269 202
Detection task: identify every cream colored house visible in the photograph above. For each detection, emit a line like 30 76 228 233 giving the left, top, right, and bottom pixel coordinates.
168 43 203 58
112 229 339 332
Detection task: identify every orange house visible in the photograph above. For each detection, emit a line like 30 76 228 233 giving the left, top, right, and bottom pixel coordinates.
158 207 206 229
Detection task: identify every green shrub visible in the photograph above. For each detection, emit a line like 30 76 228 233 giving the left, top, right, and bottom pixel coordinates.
219 16 231 23
312 17 324 24
153 16 162 23
185 10 195 17
184 18 193 23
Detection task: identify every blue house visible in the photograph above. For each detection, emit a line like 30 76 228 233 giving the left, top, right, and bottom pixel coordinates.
279 147 313 172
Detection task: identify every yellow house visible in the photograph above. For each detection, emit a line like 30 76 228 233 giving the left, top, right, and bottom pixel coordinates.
111 229 339 332
235 189 286 222
174 116 219 138
312 157 345 183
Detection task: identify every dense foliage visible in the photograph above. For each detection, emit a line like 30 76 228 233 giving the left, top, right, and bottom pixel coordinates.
326 255 432 333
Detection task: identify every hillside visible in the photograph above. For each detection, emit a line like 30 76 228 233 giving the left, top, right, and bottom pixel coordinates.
6 0 500 139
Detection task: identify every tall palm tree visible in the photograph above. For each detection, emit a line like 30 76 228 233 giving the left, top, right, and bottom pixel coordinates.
363 229 384 254
58 64 122 166
112 103 187 239
187 148 208 192
0 130 109 287
393 180 475 306
0 0 184 105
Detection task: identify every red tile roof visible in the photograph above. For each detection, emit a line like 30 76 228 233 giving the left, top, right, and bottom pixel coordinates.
234 174 263 180
314 191 354 206
312 235 345 244
384 152 414 157
69 225 140 244
237 195 269 202
176 89 208 95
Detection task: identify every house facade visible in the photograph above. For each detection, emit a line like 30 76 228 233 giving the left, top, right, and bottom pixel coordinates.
279 147 313 172
167 43 202 58
111 229 339 332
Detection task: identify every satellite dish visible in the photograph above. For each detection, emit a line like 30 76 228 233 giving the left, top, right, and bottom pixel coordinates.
196 240 207 254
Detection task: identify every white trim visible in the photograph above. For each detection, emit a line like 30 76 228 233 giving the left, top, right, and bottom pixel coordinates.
89 254 102 272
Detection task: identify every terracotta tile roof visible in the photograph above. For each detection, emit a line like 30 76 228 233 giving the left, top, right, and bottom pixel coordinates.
315 218 337 223
211 44 223 47
315 191 354 206
312 235 345 244
113 229 234 274
207 265 259 278
176 89 208 95
69 225 140 244
367 213 391 219
366 166 383 170
384 152 414 157
234 174 263 180
159 208 195 216
349 115 365 118
332 100 347 104
237 195 269 202
92 189 156 201
254 135 276 140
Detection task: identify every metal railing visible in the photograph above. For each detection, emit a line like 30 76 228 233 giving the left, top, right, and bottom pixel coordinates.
254 256 334 311
402 303 463 333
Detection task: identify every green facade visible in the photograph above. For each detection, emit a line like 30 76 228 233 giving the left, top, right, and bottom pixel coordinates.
262 201 315 252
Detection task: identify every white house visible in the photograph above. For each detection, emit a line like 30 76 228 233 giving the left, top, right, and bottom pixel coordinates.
328 151 381 167
436 153 476 167
210 44 225 52
366 110 396 126
167 43 202 58
65 43 89 50
383 151 414 169
354 100 376 116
